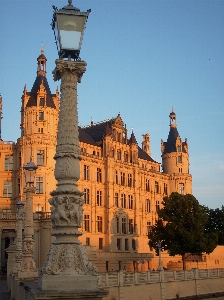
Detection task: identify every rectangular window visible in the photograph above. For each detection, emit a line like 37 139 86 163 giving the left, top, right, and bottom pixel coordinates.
4 155 13 171
86 237 90 246
179 183 184 195
115 171 118 184
121 194 126 208
120 172 125 186
146 179 150 192
128 195 133 209
117 150 121 160
122 217 127 234
128 173 132 187
125 239 129 250
177 155 182 163
97 168 102 182
117 238 121 250
3 181 12 197
116 217 119 233
146 199 151 212
177 145 181 152
115 192 119 207
156 200 160 212
99 238 103 250
155 181 159 193
124 152 128 162
96 190 102 206
84 188 90 204
36 177 43 194
164 183 168 195
36 206 43 212
84 165 89 180
132 239 136 251
129 219 134 234
84 215 90 232
39 98 44 106
37 150 44 166
97 216 103 232
147 221 151 235
39 112 44 120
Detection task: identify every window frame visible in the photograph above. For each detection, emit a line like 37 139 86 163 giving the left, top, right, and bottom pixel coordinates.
4 155 13 171
36 176 44 194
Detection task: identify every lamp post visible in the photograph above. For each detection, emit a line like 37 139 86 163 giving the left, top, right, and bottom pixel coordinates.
157 241 164 271
13 200 25 274
18 158 38 277
39 2 106 296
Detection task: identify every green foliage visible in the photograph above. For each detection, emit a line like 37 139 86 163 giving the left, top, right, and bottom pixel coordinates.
204 206 224 245
148 193 218 268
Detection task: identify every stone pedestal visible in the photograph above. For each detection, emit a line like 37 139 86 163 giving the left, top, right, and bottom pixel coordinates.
25 282 108 300
39 274 98 291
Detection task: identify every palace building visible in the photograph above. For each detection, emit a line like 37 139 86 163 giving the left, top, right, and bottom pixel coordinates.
0 50 192 272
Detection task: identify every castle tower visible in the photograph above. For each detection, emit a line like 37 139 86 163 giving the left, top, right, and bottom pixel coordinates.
142 133 150 156
161 108 192 194
16 46 60 212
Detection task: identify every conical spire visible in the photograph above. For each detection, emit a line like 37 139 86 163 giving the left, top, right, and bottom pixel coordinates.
129 129 137 144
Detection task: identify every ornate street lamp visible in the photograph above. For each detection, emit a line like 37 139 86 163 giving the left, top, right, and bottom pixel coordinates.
18 159 38 277
39 3 107 298
13 200 25 273
23 158 38 185
52 0 91 60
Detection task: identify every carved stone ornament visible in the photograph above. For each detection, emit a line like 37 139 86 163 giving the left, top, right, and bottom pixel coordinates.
49 196 84 227
15 251 23 259
40 244 97 276
53 59 86 83
23 239 35 254
16 212 25 221
19 257 37 272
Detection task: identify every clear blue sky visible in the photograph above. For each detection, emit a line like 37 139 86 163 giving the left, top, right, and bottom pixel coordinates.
0 0 223 209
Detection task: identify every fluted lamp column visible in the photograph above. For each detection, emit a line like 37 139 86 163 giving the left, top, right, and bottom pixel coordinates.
18 159 38 278
38 3 107 298
13 200 25 274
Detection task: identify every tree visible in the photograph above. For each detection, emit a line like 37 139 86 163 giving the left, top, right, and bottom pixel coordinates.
204 206 224 245
148 192 218 270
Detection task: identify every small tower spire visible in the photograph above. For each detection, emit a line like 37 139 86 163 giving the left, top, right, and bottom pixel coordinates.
37 44 47 76
41 43 44 55
169 106 177 128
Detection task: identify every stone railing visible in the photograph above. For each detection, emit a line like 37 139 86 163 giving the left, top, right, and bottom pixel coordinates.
98 268 224 287
0 212 51 220
0 212 16 220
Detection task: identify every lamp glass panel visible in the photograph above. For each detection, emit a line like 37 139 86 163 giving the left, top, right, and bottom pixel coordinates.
59 30 82 50
24 169 36 184
56 14 86 50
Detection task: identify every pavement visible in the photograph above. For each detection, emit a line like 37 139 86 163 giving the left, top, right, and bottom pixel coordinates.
0 276 10 300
